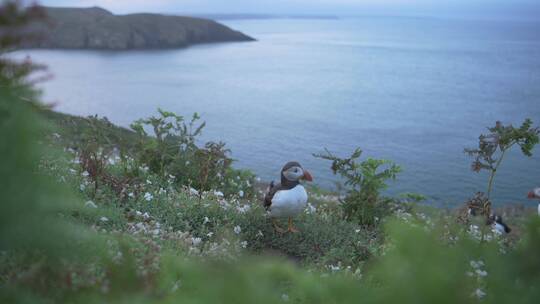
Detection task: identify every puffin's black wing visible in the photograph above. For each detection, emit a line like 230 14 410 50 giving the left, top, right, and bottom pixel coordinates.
264 181 284 210
500 221 511 233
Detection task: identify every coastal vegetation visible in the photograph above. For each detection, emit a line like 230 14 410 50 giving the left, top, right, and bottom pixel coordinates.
2 2 540 303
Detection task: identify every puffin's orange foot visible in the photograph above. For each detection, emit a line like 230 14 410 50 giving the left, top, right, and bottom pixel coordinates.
272 219 286 234
288 217 300 233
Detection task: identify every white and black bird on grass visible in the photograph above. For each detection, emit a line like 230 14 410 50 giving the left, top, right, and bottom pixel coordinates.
527 187 540 216
486 214 511 235
264 161 313 233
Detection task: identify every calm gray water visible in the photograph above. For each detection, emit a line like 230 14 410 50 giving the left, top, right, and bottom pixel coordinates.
17 17 540 206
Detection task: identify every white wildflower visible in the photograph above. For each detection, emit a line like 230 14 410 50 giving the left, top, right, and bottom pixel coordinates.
144 192 154 201
234 225 242 235
214 191 224 197
100 216 109 222
476 270 488 277
171 280 182 292
329 265 340 272
203 217 210 224
189 188 199 196
128 192 134 198
468 225 481 240
470 260 484 269
207 232 214 237
237 205 250 214
353 268 363 279
191 237 202 246
305 203 316 214
472 288 486 299
81 171 89 177
85 200 98 208
135 222 146 232
238 190 244 197
240 241 248 248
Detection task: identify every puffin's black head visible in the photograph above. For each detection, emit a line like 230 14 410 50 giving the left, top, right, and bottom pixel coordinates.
281 161 313 183
486 214 502 224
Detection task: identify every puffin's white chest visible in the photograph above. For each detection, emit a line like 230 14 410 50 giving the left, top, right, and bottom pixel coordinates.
492 223 506 235
269 185 308 218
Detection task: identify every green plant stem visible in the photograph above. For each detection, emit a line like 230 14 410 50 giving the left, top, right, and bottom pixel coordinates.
486 145 511 200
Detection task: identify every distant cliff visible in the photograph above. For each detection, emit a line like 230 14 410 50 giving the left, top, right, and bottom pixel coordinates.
22 7 255 50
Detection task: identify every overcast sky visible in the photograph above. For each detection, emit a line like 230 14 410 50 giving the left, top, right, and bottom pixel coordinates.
37 0 540 19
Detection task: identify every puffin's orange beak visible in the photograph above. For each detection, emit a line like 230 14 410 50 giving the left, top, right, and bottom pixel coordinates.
528 191 536 199
302 170 313 182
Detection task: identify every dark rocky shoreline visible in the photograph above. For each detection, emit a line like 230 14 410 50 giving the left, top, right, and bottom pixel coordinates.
22 6 255 50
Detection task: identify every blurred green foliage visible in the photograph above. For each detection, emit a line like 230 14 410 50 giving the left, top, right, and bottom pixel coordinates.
0 1 95 260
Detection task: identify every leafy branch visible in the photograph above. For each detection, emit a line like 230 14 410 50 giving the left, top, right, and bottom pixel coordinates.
465 119 539 200
314 148 401 226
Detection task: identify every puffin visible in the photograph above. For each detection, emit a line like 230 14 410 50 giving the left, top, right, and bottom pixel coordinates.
264 161 313 233
486 214 511 234
527 187 540 216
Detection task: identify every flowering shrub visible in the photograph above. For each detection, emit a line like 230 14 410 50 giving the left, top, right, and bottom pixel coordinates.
130 108 256 198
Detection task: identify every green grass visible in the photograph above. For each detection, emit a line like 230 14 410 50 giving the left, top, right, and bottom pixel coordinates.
41 109 140 151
